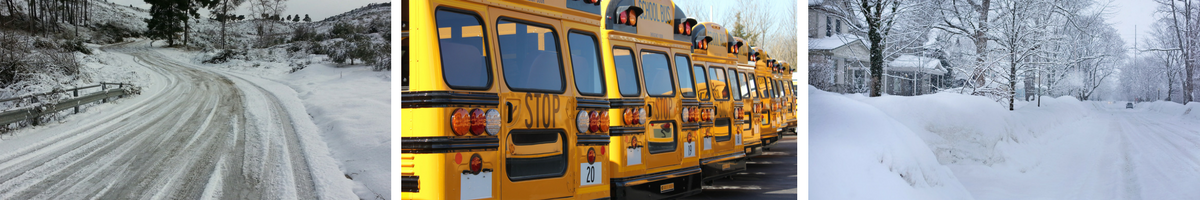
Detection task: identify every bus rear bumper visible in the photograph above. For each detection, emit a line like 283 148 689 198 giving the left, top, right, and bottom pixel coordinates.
610 167 703 200
743 143 763 158
761 133 780 149
699 152 748 182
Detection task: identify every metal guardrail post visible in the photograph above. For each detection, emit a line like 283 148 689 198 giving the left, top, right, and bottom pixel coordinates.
101 83 107 103
74 89 79 114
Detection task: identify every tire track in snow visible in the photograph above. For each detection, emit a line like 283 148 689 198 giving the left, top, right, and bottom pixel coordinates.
0 40 346 199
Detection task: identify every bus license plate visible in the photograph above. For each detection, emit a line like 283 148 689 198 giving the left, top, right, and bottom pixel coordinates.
660 183 675 193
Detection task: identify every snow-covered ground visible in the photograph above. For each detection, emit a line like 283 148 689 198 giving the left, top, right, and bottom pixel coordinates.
0 40 357 199
811 86 1200 200
153 43 391 199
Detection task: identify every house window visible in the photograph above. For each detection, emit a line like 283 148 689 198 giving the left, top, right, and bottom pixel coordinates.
826 16 832 37
836 20 842 34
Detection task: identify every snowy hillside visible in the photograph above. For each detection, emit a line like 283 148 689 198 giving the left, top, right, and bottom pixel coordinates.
812 86 1200 199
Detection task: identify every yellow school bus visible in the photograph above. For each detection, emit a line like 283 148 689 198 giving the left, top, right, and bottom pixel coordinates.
732 39 762 158
754 53 780 150
780 62 797 135
599 0 703 199
402 0 612 199
687 21 747 184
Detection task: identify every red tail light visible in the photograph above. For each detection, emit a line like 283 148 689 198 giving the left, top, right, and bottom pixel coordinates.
469 109 486 135
627 108 641 125
588 111 600 133
451 108 470 136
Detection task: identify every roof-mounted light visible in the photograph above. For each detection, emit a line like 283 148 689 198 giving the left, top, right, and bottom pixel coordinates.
694 36 713 50
675 18 698 36
616 6 644 26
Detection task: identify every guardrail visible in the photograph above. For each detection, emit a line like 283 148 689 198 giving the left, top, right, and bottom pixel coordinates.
0 82 136 127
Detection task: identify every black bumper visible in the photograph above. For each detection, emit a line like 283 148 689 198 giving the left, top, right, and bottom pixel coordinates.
743 143 763 158
610 167 703 200
761 134 780 149
700 152 747 182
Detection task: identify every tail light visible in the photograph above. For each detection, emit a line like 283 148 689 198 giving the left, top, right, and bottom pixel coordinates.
624 108 643 125
689 107 699 122
485 109 501 135
588 111 600 132
637 108 646 125
681 107 691 123
599 111 610 132
628 108 638 123
469 109 486 135
576 111 590 133
451 108 471 136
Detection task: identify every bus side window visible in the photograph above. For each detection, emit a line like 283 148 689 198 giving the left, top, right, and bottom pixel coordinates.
674 55 695 98
569 32 604 96
692 65 708 100
435 9 491 90
613 47 640 97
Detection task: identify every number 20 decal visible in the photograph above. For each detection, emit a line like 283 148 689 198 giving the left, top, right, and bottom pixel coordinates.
581 147 602 186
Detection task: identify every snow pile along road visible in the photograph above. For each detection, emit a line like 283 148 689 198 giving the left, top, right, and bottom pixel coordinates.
812 86 1200 200
809 86 974 200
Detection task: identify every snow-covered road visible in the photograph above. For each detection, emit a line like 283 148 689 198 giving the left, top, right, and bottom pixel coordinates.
1109 104 1200 200
947 102 1200 200
0 40 354 199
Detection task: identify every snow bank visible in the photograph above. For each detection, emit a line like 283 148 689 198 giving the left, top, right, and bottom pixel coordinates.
1141 101 1200 119
845 93 1089 166
810 86 974 200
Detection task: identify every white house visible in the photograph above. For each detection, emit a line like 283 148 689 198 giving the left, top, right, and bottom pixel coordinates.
885 55 947 96
808 1 870 93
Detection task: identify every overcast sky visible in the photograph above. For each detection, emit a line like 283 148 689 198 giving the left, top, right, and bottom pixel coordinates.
107 0 388 21
1108 0 1158 58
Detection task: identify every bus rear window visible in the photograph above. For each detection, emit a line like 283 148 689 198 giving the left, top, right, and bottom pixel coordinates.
641 51 675 97
709 67 729 100
613 48 640 97
497 19 563 93
435 9 491 89
569 32 604 96
648 121 677 154
507 130 567 181
692 65 709 100
728 70 741 101
675 55 695 98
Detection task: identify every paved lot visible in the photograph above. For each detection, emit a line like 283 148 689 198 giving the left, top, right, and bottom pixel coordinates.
681 135 798 200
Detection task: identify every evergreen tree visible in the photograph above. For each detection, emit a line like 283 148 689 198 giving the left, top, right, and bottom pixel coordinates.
286 15 292 21
292 14 300 22
145 0 186 46
303 14 311 22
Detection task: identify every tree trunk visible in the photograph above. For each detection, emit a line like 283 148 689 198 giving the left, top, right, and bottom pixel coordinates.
221 0 229 49
868 21 884 97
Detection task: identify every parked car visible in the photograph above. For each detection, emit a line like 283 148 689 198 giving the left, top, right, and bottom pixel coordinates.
1126 103 1134 109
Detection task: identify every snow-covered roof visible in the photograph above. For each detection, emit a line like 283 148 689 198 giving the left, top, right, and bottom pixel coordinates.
888 55 946 74
809 34 867 51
